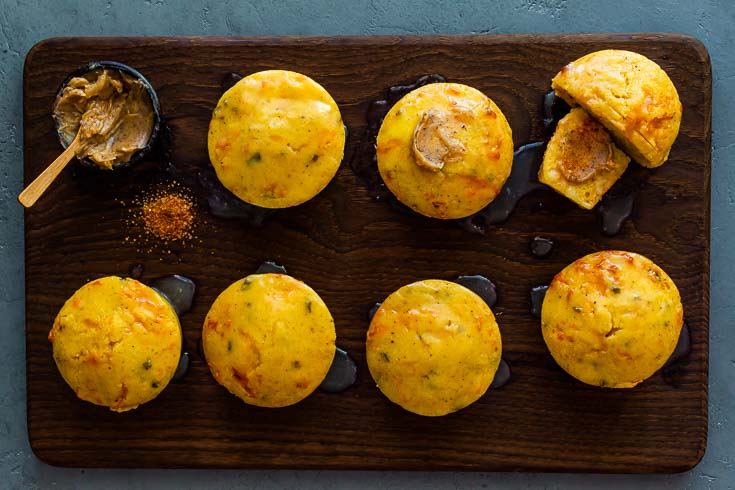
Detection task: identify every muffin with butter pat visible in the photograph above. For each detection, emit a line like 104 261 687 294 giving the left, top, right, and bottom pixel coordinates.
208 70 345 208
541 251 683 388
539 108 630 209
48 276 182 412
203 273 336 407
552 50 682 168
376 83 514 219
366 279 502 416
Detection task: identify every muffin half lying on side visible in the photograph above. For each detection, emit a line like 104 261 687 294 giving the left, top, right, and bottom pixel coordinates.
552 49 682 168
366 279 502 416
203 273 336 407
539 107 630 209
49 276 182 412
541 250 683 388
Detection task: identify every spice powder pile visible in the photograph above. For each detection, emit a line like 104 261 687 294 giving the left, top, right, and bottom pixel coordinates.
124 183 198 251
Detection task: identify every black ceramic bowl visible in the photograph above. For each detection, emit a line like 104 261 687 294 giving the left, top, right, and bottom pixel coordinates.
52 60 162 170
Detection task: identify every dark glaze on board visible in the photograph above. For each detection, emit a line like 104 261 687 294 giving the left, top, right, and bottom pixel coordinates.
149 275 196 315
255 260 288 275
129 263 144 279
530 236 554 258
319 347 358 393
542 89 571 131
146 275 197 383
454 274 498 308
490 359 512 389
458 142 547 234
171 351 191 383
530 285 549 318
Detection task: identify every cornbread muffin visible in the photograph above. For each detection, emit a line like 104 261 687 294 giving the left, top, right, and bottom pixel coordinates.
376 83 514 219
541 251 683 388
48 276 182 412
203 273 336 407
208 70 345 208
552 50 682 168
539 108 630 209
366 280 502 416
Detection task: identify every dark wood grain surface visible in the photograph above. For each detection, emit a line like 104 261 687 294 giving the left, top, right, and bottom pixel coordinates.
23 34 711 472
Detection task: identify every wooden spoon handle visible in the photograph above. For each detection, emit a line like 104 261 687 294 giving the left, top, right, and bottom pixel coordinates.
18 135 81 208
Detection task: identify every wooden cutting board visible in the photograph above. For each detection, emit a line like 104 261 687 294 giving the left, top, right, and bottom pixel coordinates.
23 34 711 472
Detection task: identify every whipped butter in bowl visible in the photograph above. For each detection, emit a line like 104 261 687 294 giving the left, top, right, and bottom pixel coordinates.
52 61 161 170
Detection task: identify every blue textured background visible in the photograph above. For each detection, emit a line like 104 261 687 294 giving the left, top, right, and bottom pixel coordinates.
2 0 733 488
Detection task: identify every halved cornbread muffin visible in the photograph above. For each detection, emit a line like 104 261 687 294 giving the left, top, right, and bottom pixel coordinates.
366 279 502 416
203 273 336 407
208 70 345 208
48 276 182 412
376 83 514 219
539 108 630 209
552 50 682 168
541 251 683 388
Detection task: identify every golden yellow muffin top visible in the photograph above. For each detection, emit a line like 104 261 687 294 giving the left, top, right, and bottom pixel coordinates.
48 276 182 412
539 108 630 209
541 251 683 388
376 83 514 219
203 273 336 408
366 279 502 416
208 70 345 208
552 49 682 168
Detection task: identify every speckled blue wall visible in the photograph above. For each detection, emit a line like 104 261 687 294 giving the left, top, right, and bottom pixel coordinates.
1 1 733 488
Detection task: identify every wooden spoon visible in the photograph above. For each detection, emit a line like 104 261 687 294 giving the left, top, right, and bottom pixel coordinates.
18 132 81 208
